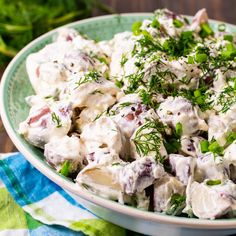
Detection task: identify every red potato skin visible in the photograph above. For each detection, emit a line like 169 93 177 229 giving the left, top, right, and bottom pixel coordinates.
28 107 50 125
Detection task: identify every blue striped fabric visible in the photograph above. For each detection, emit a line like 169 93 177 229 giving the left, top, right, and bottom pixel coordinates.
0 152 128 236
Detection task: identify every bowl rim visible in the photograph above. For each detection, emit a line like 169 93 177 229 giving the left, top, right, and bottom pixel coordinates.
1 13 236 229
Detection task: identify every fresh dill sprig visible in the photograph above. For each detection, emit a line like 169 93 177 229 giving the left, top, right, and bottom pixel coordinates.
125 71 145 94
59 160 71 176
163 123 182 154
107 102 135 117
139 89 159 109
179 86 213 112
166 193 186 216
93 110 107 121
118 102 134 109
217 86 236 113
125 67 178 109
114 79 124 88
120 53 128 67
51 112 62 128
162 31 196 57
135 33 163 58
90 89 104 95
132 120 165 162
75 70 101 87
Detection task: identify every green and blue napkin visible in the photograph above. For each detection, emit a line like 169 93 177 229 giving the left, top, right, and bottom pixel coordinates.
0 152 132 236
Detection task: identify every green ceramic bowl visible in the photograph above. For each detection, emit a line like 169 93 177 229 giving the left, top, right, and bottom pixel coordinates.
1 14 236 236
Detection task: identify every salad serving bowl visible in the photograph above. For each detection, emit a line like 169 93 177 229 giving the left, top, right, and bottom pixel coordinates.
1 13 236 236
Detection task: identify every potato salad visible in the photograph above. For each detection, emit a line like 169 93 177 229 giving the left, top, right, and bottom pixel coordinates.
19 9 236 219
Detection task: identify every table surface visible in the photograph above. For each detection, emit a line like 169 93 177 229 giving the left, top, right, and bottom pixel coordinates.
1 0 236 153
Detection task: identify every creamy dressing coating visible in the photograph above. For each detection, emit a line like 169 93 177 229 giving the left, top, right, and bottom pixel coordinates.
157 96 208 135
19 101 72 148
19 9 236 219
189 180 236 219
44 135 83 171
153 175 185 212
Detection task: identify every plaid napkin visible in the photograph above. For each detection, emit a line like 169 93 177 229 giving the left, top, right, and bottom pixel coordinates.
0 152 135 236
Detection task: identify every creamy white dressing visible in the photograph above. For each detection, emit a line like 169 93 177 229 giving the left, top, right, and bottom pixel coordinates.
19 8 236 219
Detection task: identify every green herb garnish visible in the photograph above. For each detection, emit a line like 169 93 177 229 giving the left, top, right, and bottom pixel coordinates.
120 53 128 67
187 55 194 64
119 102 134 109
226 132 236 145
173 19 184 28
180 86 213 112
132 120 165 162
93 110 107 121
217 86 236 113
208 141 224 155
221 43 236 60
81 183 91 190
151 18 160 29
115 79 124 88
224 35 233 42
175 122 182 136
75 70 101 87
218 23 226 32
200 140 209 153
112 162 121 166
166 193 186 216
162 31 196 57
90 89 103 95
132 21 142 36
199 23 214 38
59 160 71 176
195 53 208 63
206 179 221 186
51 112 62 128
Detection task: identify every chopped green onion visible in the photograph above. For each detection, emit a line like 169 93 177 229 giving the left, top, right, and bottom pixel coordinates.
132 21 142 36
134 61 142 67
208 141 224 155
183 17 190 25
226 132 236 145
226 43 235 51
194 89 201 97
200 140 209 153
221 50 234 59
206 179 221 186
151 18 160 29
221 43 236 59
200 23 214 38
218 23 226 32
112 162 120 166
59 160 71 177
141 30 152 38
162 40 171 51
193 89 204 105
187 56 194 64
164 138 181 154
196 96 205 105
175 122 183 136
115 79 124 88
173 19 184 28
224 34 233 42
195 53 207 63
